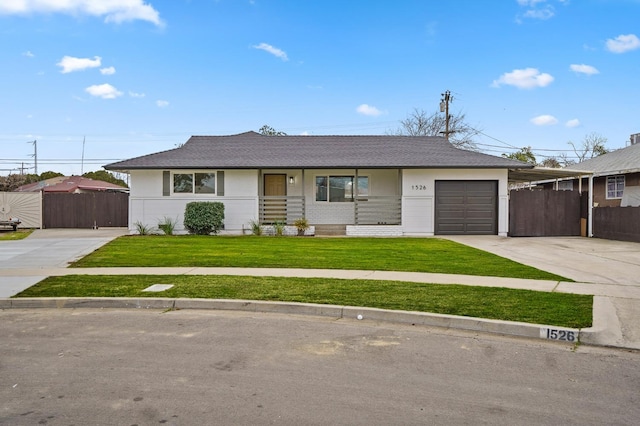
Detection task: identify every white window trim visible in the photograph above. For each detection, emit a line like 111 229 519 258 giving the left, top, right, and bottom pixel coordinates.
606 175 625 200
172 171 217 195
314 174 369 203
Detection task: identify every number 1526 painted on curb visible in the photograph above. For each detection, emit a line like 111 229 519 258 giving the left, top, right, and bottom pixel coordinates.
541 328 577 342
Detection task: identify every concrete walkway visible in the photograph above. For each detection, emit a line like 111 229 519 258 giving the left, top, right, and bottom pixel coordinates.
1 230 639 350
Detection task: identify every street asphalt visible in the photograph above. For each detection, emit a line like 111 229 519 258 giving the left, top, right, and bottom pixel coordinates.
0 228 639 350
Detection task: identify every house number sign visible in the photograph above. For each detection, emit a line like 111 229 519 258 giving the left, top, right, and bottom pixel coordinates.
540 328 577 342
411 185 427 191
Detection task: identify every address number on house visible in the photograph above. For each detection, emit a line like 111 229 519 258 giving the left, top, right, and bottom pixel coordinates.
411 185 427 191
540 328 577 342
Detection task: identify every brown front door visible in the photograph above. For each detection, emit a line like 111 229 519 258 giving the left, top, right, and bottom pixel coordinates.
263 174 287 223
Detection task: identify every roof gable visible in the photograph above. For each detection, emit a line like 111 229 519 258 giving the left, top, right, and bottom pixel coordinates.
568 143 640 175
105 132 531 171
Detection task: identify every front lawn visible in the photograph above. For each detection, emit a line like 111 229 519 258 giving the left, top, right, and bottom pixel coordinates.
0 229 33 241
15 275 593 328
72 236 570 281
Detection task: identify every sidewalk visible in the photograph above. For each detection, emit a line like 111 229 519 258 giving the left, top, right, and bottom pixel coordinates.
1 231 639 350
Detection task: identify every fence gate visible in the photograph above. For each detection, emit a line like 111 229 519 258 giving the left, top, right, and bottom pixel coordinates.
43 192 128 228
509 190 581 237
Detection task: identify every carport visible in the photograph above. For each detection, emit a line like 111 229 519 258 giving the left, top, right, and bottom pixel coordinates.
507 167 594 237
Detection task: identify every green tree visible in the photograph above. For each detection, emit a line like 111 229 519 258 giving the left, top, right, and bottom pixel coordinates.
0 173 39 191
39 171 64 180
538 157 562 168
258 125 287 136
390 108 480 151
502 146 537 164
82 170 128 187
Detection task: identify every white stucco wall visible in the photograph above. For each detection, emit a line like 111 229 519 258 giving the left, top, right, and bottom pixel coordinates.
402 169 509 236
129 170 259 234
302 169 400 224
128 167 510 236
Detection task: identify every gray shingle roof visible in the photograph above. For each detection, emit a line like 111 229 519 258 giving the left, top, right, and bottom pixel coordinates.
105 131 532 170
566 142 640 176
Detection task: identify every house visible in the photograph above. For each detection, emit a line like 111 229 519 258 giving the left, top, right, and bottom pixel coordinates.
562 133 640 208
16 175 129 193
104 131 534 236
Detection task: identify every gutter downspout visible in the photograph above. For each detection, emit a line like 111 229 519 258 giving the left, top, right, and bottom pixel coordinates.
588 174 594 238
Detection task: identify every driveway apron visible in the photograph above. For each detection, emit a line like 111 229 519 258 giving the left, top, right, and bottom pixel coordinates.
0 229 128 297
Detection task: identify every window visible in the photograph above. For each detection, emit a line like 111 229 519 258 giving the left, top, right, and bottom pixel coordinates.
315 175 368 202
173 172 216 194
606 175 625 199
173 173 193 193
557 180 573 191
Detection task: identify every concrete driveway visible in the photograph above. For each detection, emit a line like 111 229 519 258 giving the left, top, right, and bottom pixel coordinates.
441 235 640 285
0 228 128 297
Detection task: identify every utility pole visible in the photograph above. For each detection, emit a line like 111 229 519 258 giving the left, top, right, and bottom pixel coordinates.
81 136 86 175
28 140 38 175
439 91 453 141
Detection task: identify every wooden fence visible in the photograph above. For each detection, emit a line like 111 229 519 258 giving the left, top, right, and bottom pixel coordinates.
592 207 640 243
509 189 581 237
43 192 128 228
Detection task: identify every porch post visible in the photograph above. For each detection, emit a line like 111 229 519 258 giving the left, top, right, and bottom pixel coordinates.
354 168 359 225
301 169 305 217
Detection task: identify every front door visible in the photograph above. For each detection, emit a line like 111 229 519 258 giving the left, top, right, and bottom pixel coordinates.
263 174 287 223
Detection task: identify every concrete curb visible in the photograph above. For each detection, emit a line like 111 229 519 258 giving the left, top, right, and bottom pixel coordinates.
0 297 587 346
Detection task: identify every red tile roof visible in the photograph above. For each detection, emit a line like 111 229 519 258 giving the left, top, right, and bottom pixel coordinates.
16 176 128 193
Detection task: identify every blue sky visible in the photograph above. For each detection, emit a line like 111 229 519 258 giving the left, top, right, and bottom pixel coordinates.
1 0 639 176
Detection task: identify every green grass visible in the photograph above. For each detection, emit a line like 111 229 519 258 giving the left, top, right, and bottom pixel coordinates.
0 229 34 241
15 275 593 328
72 236 570 281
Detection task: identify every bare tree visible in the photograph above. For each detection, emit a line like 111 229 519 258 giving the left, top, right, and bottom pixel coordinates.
568 132 609 163
391 108 480 151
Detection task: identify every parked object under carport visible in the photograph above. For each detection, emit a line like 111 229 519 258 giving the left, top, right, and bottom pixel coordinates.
0 218 21 231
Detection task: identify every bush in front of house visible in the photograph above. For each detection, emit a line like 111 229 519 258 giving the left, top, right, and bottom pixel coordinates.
183 202 225 235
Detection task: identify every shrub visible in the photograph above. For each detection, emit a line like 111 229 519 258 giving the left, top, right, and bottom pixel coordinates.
293 217 309 236
272 220 285 237
157 216 178 235
134 221 155 235
183 202 225 235
249 220 262 236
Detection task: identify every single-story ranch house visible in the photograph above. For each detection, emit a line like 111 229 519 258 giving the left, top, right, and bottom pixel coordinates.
105 131 534 236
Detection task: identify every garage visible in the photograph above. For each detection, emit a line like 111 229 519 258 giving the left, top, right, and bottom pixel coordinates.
435 180 497 235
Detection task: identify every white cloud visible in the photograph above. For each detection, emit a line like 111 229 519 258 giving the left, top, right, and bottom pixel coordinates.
570 64 599 75
565 119 580 128
253 43 289 61
491 68 554 89
156 100 169 108
606 34 640 54
530 115 558 126
522 5 554 20
100 66 116 75
0 0 164 27
356 104 384 117
57 55 101 73
129 91 145 98
515 0 570 23
85 83 123 99
23 51 35 58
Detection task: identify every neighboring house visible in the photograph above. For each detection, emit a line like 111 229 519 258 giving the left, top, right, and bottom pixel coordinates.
105 131 534 236
563 133 640 208
16 175 129 193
